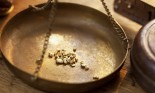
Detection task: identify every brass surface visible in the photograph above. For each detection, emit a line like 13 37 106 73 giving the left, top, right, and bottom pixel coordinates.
0 3 128 93
131 19 155 93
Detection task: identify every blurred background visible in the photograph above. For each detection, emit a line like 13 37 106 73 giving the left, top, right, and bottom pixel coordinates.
0 0 14 16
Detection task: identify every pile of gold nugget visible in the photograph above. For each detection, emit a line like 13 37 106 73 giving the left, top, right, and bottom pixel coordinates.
48 49 89 71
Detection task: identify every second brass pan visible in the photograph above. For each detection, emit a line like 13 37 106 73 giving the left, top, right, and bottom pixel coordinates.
0 3 128 93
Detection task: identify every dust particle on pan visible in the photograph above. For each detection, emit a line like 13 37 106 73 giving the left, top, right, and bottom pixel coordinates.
73 48 76 52
48 53 53 58
80 61 84 64
56 58 63 64
93 76 99 80
80 62 89 71
70 64 76 67
81 63 86 69
85 66 89 71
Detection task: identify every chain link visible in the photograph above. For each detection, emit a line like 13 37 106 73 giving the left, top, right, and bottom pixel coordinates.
31 0 58 81
100 0 128 43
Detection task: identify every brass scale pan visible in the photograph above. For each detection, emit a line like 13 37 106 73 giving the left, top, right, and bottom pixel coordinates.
0 2 128 93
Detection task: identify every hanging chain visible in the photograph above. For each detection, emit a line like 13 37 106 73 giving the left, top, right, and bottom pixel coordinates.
100 0 128 43
30 0 128 81
31 0 58 81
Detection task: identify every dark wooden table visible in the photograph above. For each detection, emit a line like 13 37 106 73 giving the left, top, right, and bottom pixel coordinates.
0 0 145 93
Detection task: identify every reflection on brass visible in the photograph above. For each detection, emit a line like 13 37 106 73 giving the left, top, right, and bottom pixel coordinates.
0 3 128 93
